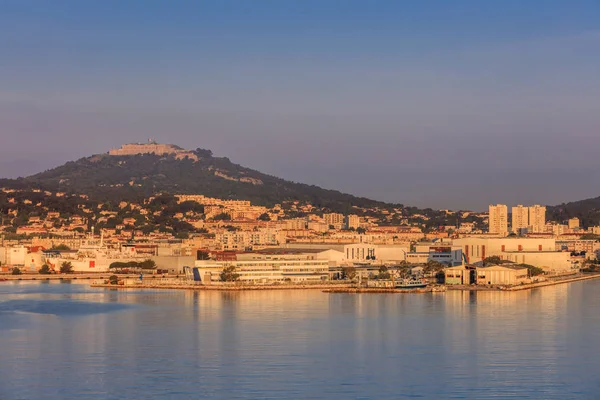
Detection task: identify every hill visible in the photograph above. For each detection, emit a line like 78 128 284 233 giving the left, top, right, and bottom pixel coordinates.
547 197 600 227
0 145 399 213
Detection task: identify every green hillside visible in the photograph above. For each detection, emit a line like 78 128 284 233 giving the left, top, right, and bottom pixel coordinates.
0 148 398 213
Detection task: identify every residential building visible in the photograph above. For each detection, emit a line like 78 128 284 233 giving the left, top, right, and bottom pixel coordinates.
511 205 529 233
528 205 546 233
568 217 580 230
346 214 360 230
488 204 508 236
324 213 344 227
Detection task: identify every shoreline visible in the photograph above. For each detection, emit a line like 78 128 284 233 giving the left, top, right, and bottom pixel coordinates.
502 273 600 291
89 282 355 291
6 273 600 292
0 273 141 282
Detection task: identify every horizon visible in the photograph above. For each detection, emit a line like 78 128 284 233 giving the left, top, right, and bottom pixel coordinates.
1 1 599 209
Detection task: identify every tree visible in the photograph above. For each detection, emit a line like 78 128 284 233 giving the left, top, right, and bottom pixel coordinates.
39 264 51 274
483 256 504 266
258 213 271 221
197 250 211 260
11 267 22 275
341 266 357 281
139 259 157 270
424 260 445 275
356 227 367 234
398 267 413 279
51 244 70 251
377 265 391 280
580 234 600 240
60 261 74 274
212 212 232 221
517 263 545 277
109 275 119 285
220 266 240 282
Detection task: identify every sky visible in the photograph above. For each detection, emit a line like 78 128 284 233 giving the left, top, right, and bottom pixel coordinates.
1 1 599 210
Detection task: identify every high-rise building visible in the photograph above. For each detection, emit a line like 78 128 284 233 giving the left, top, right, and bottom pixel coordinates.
488 204 508 235
511 205 529 233
528 205 546 233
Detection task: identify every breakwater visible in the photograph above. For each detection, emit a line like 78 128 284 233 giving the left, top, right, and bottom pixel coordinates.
503 273 600 291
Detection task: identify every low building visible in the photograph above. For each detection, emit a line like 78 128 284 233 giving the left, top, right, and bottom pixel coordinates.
444 265 473 285
501 251 573 273
192 250 332 284
475 265 528 286
453 237 557 263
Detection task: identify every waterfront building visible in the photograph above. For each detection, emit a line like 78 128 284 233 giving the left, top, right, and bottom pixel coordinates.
454 237 556 262
192 250 332 284
444 265 473 285
488 204 508 236
501 251 574 272
475 265 528 285
452 237 573 271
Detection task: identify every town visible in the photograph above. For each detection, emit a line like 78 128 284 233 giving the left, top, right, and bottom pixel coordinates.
1 183 599 289
1 142 598 289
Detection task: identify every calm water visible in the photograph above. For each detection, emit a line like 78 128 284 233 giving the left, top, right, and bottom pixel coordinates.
1 281 600 399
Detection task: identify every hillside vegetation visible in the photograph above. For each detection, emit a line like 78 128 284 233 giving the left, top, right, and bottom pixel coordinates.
0 148 398 213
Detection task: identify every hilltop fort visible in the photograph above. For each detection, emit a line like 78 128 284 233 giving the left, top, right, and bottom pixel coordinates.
108 140 199 161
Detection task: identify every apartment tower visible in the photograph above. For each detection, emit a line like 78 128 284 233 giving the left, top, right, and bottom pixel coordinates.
529 205 546 233
511 205 529 233
488 204 508 236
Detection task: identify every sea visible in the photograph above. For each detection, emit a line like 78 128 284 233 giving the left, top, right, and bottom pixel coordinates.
1 280 599 399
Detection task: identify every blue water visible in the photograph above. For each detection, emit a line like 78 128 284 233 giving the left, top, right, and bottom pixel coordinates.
1 280 600 399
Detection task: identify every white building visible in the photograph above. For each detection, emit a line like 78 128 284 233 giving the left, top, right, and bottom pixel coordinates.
343 243 409 264
453 237 571 272
529 205 546 233
192 251 332 284
346 215 360 230
323 213 344 228
568 217 580 230
488 204 508 236
511 205 529 233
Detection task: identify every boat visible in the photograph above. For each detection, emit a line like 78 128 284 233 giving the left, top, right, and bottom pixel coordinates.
395 279 428 289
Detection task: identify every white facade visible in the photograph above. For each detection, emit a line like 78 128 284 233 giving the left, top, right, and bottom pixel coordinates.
502 251 573 272
568 217 580 230
511 205 529 233
346 215 360 229
193 258 329 284
453 237 556 262
529 205 546 233
488 204 508 236
0 246 27 266
343 243 409 264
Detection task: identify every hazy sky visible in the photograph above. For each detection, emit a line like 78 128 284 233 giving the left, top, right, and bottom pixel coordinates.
1 1 599 210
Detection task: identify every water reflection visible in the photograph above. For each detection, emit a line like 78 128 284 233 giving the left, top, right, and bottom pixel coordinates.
1 281 600 399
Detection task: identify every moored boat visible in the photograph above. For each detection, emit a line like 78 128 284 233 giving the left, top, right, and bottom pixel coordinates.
395 279 428 289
